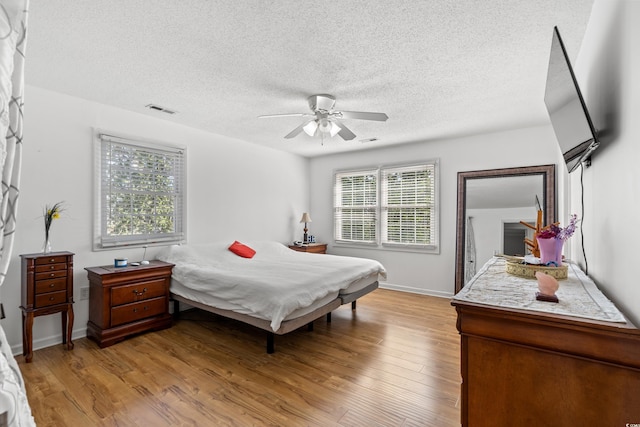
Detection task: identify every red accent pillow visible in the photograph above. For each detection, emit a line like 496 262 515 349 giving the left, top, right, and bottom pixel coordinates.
228 241 256 258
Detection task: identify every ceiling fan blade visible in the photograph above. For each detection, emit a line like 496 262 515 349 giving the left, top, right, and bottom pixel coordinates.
338 111 389 121
258 113 312 119
336 122 357 141
284 119 315 139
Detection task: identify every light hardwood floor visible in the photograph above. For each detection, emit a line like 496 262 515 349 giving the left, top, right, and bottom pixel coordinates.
18 289 461 426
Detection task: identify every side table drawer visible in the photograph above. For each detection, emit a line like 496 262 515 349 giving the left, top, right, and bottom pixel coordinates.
35 290 67 308
111 278 167 306
35 277 67 294
111 296 166 327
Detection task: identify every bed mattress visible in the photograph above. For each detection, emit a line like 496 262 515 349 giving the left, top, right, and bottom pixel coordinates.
157 241 386 331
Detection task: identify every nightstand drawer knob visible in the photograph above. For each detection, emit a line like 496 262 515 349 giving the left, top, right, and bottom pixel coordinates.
49 283 55 287
50 273 55 277
132 288 148 296
49 297 54 301
133 308 138 313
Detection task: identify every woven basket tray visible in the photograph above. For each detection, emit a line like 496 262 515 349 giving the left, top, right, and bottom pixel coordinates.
505 261 568 280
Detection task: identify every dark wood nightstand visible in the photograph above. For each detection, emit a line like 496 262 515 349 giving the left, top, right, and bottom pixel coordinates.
20 251 75 363
85 260 174 348
288 243 327 254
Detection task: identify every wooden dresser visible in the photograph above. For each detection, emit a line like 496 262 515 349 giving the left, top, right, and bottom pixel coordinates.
20 251 75 363
85 260 174 348
451 258 640 426
288 243 327 254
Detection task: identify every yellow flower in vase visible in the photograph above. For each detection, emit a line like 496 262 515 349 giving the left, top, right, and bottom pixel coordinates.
42 201 65 253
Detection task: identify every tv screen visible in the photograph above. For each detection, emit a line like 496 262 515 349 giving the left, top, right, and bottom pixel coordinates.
544 26 599 173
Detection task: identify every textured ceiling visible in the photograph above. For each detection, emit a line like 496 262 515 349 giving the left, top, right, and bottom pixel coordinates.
26 1 594 157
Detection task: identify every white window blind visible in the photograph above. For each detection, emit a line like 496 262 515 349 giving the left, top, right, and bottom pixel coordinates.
334 170 378 243
96 133 185 249
333 161 439 251
381 164 437 247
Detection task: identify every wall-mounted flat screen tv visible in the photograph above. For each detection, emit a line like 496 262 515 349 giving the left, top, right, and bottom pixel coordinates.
544 26 599 173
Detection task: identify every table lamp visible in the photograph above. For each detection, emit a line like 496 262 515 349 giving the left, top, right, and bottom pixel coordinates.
300 212 312 243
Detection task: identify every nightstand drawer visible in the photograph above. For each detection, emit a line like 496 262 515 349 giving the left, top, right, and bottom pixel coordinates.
35 290 67 308
35 277 67 294
111 296 166 327
111 278 167 306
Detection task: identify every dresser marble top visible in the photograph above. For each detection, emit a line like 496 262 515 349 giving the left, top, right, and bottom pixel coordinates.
453 257 625 323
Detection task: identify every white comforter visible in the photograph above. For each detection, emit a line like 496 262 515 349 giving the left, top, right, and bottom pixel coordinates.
156 241 386 331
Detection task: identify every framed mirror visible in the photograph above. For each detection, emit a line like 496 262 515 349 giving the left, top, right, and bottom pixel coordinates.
454 165 556 293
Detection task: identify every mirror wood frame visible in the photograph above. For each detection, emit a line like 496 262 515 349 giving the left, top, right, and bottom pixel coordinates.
454 164 556 293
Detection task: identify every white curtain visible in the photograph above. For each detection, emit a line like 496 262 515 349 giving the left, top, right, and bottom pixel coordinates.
0 0 29 287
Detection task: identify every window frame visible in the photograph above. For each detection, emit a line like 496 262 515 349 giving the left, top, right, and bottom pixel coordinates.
93 131 187 250
333 160 439 253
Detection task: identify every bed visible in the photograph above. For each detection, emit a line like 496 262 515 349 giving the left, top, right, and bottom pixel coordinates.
156 241 386 353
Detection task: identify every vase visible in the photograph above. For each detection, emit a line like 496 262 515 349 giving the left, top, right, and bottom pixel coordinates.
42 238 52 254
537 237 563 265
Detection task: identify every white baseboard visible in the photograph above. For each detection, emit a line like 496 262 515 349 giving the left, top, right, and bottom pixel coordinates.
11 326 88 357
379 282 454 299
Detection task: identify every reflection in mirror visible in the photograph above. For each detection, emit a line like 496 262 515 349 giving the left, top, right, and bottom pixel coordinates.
455 165 555 293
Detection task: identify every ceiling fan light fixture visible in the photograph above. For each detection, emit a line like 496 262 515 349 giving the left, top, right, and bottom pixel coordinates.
318 118 332 134
303 120 318 136
261 94 387 142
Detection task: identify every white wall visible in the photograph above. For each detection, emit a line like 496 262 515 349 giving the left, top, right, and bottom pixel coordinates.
467 207 537 269
309 125 559 297
570 0 640 325
1 86 309 353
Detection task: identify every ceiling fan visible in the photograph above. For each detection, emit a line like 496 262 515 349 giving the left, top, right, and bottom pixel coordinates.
258 94 388 141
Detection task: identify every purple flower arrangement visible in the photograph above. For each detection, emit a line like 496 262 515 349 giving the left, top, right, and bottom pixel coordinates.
537 214 578 240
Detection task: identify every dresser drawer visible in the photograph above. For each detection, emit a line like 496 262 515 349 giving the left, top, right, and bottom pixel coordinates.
35 269 67 281
35 262 68 273
35 255 68 265
35 290 67 308
111 296 166 327
111 278 167 306
35 277 67 294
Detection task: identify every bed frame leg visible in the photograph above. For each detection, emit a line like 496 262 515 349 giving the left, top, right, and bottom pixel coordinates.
352 300 357 310
326 312 332 323
267 332 275 354
173 299 180 320
307 322 314 331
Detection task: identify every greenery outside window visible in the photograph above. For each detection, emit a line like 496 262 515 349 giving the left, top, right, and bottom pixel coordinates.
334 161 439 252
95 133 186 249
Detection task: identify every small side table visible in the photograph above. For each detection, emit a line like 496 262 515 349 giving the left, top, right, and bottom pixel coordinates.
20 251 75 363
85 260 174 348
288 243 327 254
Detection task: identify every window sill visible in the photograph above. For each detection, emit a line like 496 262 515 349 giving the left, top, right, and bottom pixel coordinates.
333 241 439 254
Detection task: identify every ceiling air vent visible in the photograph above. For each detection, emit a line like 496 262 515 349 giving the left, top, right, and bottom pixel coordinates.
145 104 177 115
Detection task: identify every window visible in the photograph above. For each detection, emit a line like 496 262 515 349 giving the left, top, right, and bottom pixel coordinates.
95 133 186 249
334 161 438 251
334 169 378 243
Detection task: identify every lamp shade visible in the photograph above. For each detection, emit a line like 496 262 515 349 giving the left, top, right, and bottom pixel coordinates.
303 121 318 136
300 212 312 223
